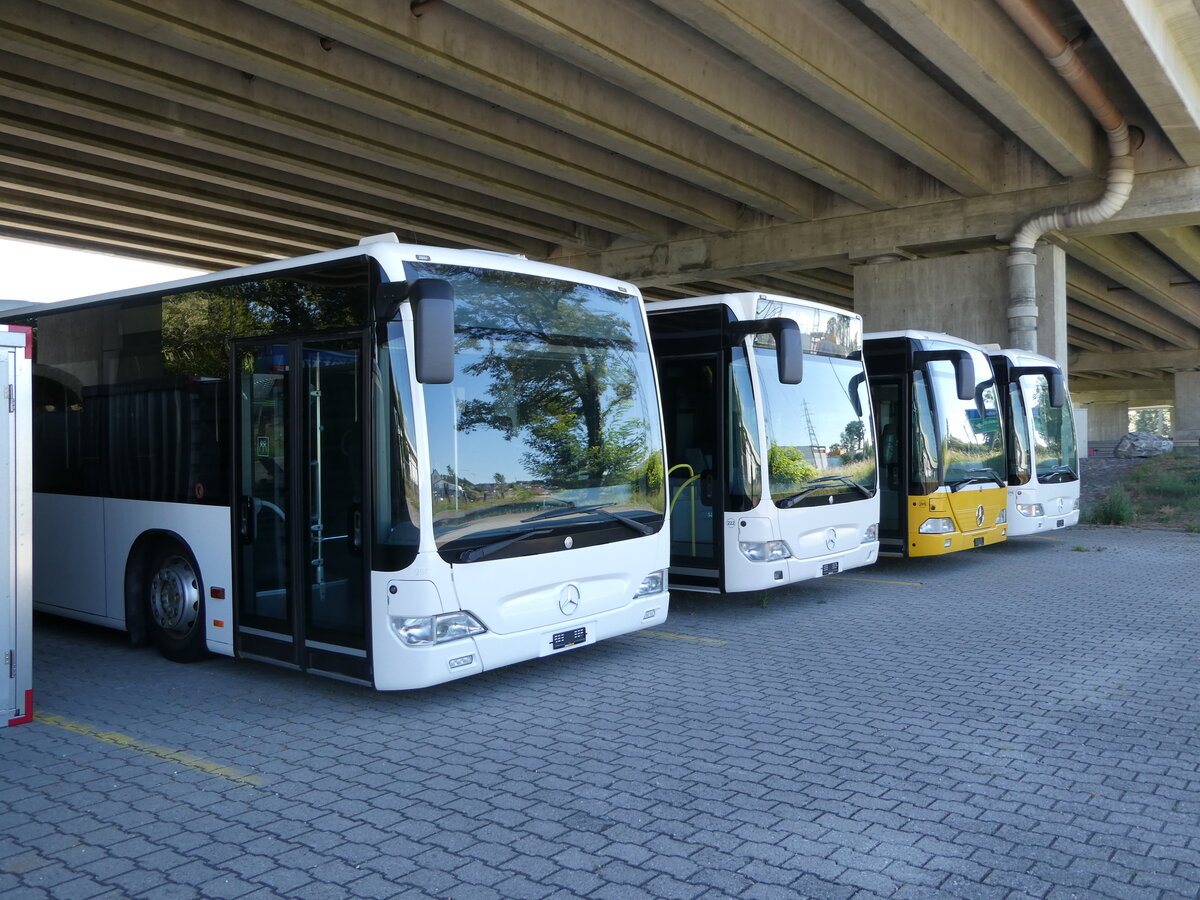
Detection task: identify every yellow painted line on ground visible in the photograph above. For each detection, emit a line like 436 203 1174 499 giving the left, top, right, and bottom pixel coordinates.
827 575 925 586
1026 535 1063 542
638 630 727 645
35 712 262 787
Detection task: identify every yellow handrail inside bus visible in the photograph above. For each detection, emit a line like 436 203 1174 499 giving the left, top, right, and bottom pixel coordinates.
668 464 700 555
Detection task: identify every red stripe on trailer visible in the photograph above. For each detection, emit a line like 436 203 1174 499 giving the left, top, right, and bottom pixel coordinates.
8 689 33 726
12 325 32 359
0 323 33 358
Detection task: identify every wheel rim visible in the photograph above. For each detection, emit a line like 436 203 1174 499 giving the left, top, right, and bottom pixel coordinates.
149 555 200 637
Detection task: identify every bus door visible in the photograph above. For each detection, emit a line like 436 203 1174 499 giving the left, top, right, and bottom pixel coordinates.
235 336 369 682
872 376 906 554
649 307 727 590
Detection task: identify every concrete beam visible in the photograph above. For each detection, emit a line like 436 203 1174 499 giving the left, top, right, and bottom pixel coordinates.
1066 331 1116 354
1066 304 1157 350
1071 383 1174 404
450 0 924 211
648 0 1002 196
0 97 553 256
0 211 257 270
1074 0 1200 166
860 0 1102 177
1065 234 1200 330
1142 226 1200 280
0 225 222 271
239 0 809 224
0 168 332 255
0 1 680 244
1070 347 1200 373
0 62 597 254
550 165 1200 284
0 139 370 248
1066 262 1200 349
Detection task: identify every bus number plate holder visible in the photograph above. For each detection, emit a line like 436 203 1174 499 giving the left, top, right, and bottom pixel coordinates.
1056 519 1064 528
821 562 839 576
551 627 586 650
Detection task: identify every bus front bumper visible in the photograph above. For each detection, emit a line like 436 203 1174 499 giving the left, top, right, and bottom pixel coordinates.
1008 507 1080 536
371 592 669 691
908 524 1007 557
724 541 879 593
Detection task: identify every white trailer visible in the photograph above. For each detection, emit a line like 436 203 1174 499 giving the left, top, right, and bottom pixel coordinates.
1 324 32 727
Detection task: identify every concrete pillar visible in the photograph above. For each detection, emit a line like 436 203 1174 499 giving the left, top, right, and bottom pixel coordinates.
853 245 1067 366
1174 371 1200 443
1087 402 1130 442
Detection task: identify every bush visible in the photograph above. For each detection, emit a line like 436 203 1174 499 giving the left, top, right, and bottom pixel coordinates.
1090 485 1136 525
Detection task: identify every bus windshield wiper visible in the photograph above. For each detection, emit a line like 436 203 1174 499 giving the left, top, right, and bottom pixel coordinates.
459 527 553 562
1041 464 1078 482
948 468 1005 491
778 475 872 508
522 503 654 536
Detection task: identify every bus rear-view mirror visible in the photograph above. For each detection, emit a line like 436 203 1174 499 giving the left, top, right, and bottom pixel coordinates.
728 316 803 384
914 348 974 401
411 277 455 384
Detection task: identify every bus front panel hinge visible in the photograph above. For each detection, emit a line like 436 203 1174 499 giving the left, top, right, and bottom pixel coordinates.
5 384 13 413
4 650 12 679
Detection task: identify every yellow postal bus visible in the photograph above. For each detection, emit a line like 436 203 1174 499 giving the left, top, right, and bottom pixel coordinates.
863 331 1007 557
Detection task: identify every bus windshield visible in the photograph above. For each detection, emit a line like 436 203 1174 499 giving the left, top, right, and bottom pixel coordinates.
1021 374 1078 481
926 352 1005 488
753 304 876 507
410 264 665 558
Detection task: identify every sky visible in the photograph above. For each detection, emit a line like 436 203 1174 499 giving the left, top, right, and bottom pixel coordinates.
0 236 205 303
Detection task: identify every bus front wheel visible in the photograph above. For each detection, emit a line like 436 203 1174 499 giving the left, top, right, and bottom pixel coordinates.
147 543 207 663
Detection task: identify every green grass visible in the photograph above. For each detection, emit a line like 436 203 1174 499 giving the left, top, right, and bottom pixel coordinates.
1086 450 1200 531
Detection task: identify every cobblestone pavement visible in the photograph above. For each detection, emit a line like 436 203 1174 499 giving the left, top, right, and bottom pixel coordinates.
2 527 1198 900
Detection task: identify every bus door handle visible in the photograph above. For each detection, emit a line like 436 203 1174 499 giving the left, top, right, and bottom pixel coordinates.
239 495 256 544
349 504 363 552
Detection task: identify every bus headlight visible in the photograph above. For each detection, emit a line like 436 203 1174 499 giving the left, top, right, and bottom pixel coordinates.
995 509 1007 524
1015 503 1043 518
862 523 879 543
918 517 955 534
739 540 791 561
635 570 665 597
391 611 486 646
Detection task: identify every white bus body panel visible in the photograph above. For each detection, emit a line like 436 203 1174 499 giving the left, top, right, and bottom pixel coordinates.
32 495 235 654
723 498 879 594
1 329 33 727
371 533 669 691
1006 486 1080 535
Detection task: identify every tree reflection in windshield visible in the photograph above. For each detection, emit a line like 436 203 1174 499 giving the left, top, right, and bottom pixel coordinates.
753 309 877 506
410 264 665 550
1025 375 1077 479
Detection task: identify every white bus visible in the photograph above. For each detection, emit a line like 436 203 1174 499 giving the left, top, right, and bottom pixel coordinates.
4 237 669 690
647 293 879 593
990 348 1080 534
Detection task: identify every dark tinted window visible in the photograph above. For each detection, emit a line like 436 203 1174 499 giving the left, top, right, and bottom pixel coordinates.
28 258 369 504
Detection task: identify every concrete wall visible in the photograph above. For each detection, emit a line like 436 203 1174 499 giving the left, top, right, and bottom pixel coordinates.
1175 371 1200 442
853 245 1067 366
1087 402 1131 442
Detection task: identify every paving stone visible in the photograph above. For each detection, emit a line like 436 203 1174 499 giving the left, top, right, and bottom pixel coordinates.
5 528 1198 900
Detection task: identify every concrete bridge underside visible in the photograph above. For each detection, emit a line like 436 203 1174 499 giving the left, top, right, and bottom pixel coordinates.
3 0 1200 436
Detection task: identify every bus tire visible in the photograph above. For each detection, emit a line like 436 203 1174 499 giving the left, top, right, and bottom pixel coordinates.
146 541 208 663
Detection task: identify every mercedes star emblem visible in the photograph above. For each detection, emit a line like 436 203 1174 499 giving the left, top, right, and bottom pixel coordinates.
559 584 581 616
